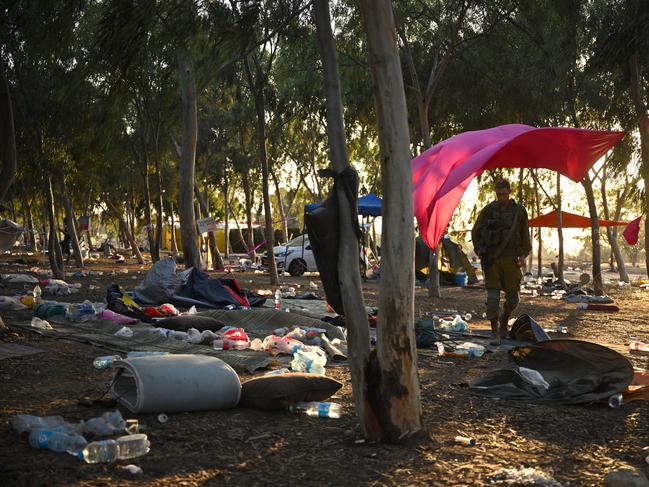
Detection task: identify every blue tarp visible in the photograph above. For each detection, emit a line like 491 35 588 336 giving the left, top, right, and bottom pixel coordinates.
304 193 382 217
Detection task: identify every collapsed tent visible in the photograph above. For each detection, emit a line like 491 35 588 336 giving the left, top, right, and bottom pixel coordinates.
412 124 625 249
470 339 634 404
528 210 627 228
415 235 478 285
305 192 382 217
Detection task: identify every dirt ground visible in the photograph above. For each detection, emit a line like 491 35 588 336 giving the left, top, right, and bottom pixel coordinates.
0 253 648 486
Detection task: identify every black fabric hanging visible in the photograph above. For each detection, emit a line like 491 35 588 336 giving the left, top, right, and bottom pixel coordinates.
304 167 361 315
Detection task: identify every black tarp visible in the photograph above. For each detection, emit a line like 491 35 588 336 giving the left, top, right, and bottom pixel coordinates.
173 269 266 309
304 167 362 315
470 339 634 404
509 314 551 342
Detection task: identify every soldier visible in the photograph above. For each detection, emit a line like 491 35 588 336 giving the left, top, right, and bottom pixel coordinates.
471 179 531 345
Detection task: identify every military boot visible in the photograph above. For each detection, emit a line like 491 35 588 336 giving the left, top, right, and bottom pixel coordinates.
490 319 500 345
499 312 511 340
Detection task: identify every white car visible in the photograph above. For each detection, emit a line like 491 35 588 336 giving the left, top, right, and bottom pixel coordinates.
263 235 369 277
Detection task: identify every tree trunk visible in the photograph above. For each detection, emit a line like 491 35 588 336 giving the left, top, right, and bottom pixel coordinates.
601 172 629 282
195 183 224 269
628 53 649 278
177 50 201 270
228 199 250 255
58 173 84 268
224 174 230 260
251 84 279 285
556 173 565 285
241 173 255 257
20 182 36 251
314 0 378 439
105 198 145 264
271 169 289 243
143 156 156 263
170 201 178 255
582 176 604 294
427 248 440 297
360 0 423 441
45 178 64 279
0 61 17 203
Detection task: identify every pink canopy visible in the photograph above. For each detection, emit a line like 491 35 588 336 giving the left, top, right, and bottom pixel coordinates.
412 124 625 249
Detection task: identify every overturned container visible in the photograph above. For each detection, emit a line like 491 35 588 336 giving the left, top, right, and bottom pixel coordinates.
111 354 241 413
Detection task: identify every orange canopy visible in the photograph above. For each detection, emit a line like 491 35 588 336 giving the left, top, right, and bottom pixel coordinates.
528 210 627 228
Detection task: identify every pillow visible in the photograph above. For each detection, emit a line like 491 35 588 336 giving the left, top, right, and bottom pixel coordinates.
155 315 226 332
239 373 343 410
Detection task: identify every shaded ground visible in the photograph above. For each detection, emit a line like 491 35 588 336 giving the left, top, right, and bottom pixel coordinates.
0 254 648 486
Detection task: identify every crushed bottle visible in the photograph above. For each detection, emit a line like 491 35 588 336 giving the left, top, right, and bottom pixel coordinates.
289 401 341 418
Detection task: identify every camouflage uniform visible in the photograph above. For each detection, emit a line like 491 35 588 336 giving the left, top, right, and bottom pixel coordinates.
471 200 531 331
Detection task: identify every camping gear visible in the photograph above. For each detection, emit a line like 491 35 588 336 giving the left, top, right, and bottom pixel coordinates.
508 314 551 342
470 339 634 404
239 373 342 411
111 354 241 413
134 257 183 304
528 210 627 228
415 236 478 285
0 219 23 252
174 268 264 309
413 124 625 249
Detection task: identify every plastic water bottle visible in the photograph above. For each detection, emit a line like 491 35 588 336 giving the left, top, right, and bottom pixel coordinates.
28 428 88 456
84 411 125 436
116 434 150 459
66 301 97 322
33 285 42 305
274 289 282 310
12 414 66 433
80 434 150 463
289 402 341 418
93 355 121 370
80 439 118 463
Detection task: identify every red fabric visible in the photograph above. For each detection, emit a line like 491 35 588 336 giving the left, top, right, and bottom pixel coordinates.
623 216 642 245
412 124 625 249
528 210 627 228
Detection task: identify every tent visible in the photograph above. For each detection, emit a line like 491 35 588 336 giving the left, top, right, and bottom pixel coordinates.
528 210 627 228
415 235 478 285
304 193 382 216
412 124 625 250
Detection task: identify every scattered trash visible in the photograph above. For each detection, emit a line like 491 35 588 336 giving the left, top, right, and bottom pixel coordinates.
576 302 620 311
212 328 250 350
84 410 125 436
630 340 649 353
93 355 122 370
157 413 168 424
274 288 282 310
114 326 134 338
454 435 476 446
120 464 143 475
519 367 550 391
608 393 623 408
554 325 568 334
66 301 103 322
604 469 649 487
0 295 27 310
436 315 469 332
291 348 327 375
31 317 53 330
12 414 65 434
289 401 341 418
97 308 138 324
81 434 150 463
28 427 87 457
493 466 562 486
264 368 291 376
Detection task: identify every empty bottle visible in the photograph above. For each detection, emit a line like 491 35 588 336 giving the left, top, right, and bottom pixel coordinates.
629 340 649 352
116 434 150 459
12 414 65 433
33 285 42 305
454 435 476 446
274 289 282 310
289 402 341 418
28 428 88 456
80 434 150 463
93 355 121 370
84 411 125 436
66 301 97 322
